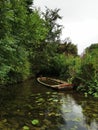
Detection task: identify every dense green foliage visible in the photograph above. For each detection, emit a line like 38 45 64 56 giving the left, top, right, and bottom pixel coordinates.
72 44 98 97
0 0 63 85
0 0 48 84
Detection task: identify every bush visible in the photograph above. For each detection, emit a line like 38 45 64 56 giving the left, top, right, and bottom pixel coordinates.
72 49 98 97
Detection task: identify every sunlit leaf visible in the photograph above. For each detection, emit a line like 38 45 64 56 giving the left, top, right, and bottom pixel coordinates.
31 119 39 125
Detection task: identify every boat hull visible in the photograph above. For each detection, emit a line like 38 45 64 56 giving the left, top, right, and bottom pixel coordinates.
37 77 73 90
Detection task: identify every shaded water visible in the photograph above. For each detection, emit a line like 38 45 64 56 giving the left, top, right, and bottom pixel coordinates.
0 79 98 130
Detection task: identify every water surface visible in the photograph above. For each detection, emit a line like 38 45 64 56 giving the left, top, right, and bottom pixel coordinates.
0 79 98 130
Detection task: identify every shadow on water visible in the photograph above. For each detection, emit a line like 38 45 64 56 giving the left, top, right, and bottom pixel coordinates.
0 79 98 130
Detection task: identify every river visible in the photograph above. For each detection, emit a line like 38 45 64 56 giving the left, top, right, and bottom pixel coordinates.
0 79 98 130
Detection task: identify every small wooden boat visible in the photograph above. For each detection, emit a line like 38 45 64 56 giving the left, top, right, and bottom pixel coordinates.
37 77 73 90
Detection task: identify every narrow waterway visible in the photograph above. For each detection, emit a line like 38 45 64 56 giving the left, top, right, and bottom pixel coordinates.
0 79 98 130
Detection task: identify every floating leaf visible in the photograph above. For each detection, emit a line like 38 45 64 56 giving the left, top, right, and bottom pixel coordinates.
37 93 41 96
52 92 57 94
63 109 72 113
37 103 42 106
31 119 39 125
39 113 44 116
36 98 44 103
48 112 55 116
72 117 82 122
46 92 51 94
48 112 60 117
23 126 30 130
53 99 58 102
48 98 53 101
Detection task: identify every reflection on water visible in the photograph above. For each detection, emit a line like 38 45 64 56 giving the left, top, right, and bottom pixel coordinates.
59 94 98 130
60 95 84 130
0 79 98 130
